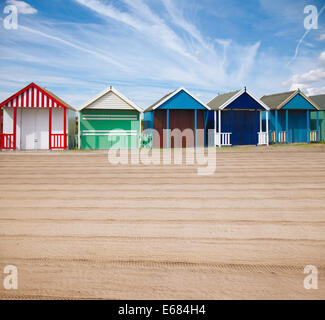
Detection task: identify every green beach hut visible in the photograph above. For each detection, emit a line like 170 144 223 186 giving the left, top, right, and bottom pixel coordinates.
78 86 142 149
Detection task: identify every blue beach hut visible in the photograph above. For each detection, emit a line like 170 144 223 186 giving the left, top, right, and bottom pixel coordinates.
143 87 210 148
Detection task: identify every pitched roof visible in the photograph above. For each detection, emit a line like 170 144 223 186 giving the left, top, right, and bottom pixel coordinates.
261 90 320 110
208 88 269 110
144 87 210 112
207 90 240 110
79 86 142 112
0 82 75 110
41 86 75 110
144 89 177 112
260 91 295 110
309 94 325 111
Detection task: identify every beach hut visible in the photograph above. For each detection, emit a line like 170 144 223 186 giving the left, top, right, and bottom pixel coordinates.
261 90 320 144
143 87 210 148
206 88 270 146
78 86 142 149
309 94 325 142
0 82 76 150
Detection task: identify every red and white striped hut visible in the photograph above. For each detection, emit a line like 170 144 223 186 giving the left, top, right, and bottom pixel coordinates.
0 83 76 150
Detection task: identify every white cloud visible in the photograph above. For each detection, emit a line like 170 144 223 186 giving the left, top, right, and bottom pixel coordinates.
6 0 37 15
285 68 325 86
319 51 325 66
285 51 325 85
284 51 325 95
304 86 325 96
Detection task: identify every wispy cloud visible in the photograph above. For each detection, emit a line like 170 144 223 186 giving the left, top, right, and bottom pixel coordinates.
19 24 126 69
74 0 197 61
1 0 322 107
73 0 261 86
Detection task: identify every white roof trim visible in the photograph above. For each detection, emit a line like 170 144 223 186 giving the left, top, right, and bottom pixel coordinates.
219 88 270 110
152 87 211 110
78 86 143 113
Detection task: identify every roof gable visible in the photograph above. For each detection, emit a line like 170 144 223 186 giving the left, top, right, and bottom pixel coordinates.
79 86 142 112
225 91 266 109
147 88 210 111
0 82 75 110
261 90 319 110
208 89 269 110
282 92 317 110
85 91 132 110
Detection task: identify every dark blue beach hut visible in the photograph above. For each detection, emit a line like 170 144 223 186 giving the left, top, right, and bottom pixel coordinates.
206 88 270 146
143 87 210 148
261 90 320 144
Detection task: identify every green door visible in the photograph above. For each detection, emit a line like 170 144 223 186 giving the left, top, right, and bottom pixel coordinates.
80 109 140 149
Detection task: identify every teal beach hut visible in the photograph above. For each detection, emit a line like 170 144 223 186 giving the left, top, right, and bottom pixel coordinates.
261 90 320 144
309 94 325 142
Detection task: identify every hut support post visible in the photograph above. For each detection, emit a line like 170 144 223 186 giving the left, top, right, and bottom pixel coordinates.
204 111 208 147
316 111 319 142
307 110 310 143
166 109 169 149
218 109 221 147
259 111 262 133
266 111 269 146
230 109 233 134
13 107 17 150
214 110 216 146
139 112 141 149
49 107 52 150
64 107 67 149
78 112 80 149
275 110 278 143
286 109 288 144
255 110 258 146
194 109 197 148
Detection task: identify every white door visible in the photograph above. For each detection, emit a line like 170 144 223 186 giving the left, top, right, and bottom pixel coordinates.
35 109 49 149
21 109 49 150
21 109 36 150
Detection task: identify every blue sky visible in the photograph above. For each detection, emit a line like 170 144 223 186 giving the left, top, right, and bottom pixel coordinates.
0 0 324 109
